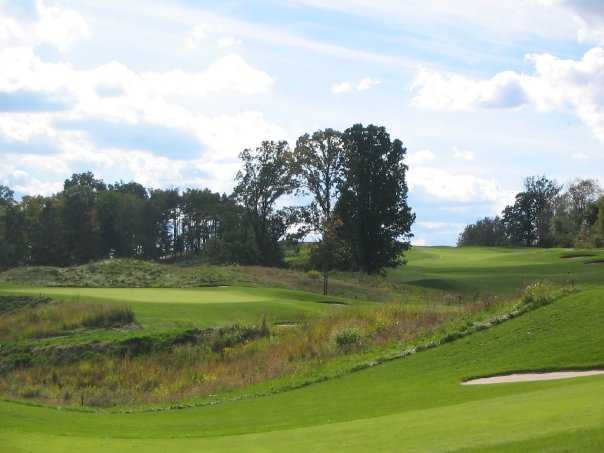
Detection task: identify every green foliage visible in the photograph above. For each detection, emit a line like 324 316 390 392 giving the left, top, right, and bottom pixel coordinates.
461 178 602 248
336 124 414 273
234 141 299 266
334 327 363 350
306 270 321 280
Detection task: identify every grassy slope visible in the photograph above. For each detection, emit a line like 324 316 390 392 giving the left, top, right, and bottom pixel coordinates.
1 287 603 451
393 246 604 294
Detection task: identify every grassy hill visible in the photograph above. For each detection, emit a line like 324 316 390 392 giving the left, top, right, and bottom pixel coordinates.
0 246 603 451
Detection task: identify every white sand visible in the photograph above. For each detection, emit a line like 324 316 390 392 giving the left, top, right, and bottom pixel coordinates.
462 370 604 385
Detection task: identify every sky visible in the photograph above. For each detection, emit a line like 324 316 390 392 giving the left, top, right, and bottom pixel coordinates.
1 0 604 245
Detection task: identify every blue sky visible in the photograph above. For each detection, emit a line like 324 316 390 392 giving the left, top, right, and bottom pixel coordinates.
1 0 604 245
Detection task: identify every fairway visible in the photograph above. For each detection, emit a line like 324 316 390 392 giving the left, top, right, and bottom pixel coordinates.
395 246 604 294
1 283 603 451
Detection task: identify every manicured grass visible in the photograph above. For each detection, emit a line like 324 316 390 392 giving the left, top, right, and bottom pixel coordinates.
1 286 603 451
394 246 604 294
0 286 354 329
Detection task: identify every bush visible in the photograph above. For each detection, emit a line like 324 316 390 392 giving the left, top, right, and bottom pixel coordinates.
81 305 135 328
306 270 321 280
334 327 363 350
521 281 556 307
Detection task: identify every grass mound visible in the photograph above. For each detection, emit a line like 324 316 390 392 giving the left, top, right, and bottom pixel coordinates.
0 259 243 288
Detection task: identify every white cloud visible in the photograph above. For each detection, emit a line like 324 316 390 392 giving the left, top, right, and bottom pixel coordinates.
413 237 428 246
0 48 273 106
285 0 579 40
411 47 604 142
0 45 283 193
331 77 380 94
407 149 435 166
0 0 89 51
331 81 352 94
185 24 242 50
184 24 209 49
571 152 589 160
417 221 466 231
217 36 242 48
408 164 514 212
552 0 604 43
34 1 89 51
356 77 380 91
411 69 528 111
453 147 474 161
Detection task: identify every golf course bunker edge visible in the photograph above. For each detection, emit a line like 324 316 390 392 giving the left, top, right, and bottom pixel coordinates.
462 370 604 385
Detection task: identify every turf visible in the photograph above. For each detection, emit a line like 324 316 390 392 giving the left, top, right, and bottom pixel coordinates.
1 284 603 451
394 246 604 294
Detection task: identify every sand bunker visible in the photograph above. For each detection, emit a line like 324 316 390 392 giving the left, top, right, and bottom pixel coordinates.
463 370 604 385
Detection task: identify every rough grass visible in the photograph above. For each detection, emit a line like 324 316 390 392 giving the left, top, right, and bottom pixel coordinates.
0 302 135 341
0 296 497 407
0 295 51 314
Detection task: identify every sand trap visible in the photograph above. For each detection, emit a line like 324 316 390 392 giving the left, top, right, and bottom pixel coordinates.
463 370 604 385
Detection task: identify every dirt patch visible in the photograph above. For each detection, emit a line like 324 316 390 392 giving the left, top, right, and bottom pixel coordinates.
462 370 604 385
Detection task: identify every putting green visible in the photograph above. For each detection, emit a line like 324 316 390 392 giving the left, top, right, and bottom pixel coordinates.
0 286 352 328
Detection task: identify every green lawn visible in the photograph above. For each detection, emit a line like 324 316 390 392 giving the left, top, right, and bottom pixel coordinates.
395 246 604 294
1 284 603 451
0 286 352 329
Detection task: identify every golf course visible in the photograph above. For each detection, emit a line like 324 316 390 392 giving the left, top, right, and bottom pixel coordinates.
0 246 603 452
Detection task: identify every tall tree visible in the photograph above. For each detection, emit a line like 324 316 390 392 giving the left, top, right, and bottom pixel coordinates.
0 186 16 267
336 124 415 274
295 129 345 293
62 172 106 264
457 216 507 247
234 141 299 266
524 176 561 247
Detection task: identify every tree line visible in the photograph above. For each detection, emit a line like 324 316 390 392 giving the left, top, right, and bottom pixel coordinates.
0 124 415 280
458 176 604 248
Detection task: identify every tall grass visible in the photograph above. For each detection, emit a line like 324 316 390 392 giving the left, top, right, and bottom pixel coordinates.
0 297 498 407
0 302 135 341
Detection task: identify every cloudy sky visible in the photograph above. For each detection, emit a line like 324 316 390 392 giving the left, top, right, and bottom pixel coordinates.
1 0 604 245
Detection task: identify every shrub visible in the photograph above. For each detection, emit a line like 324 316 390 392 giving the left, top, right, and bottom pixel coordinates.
306 270 321 280
334 327 363 350
521 281 556 307
82 305 135 328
